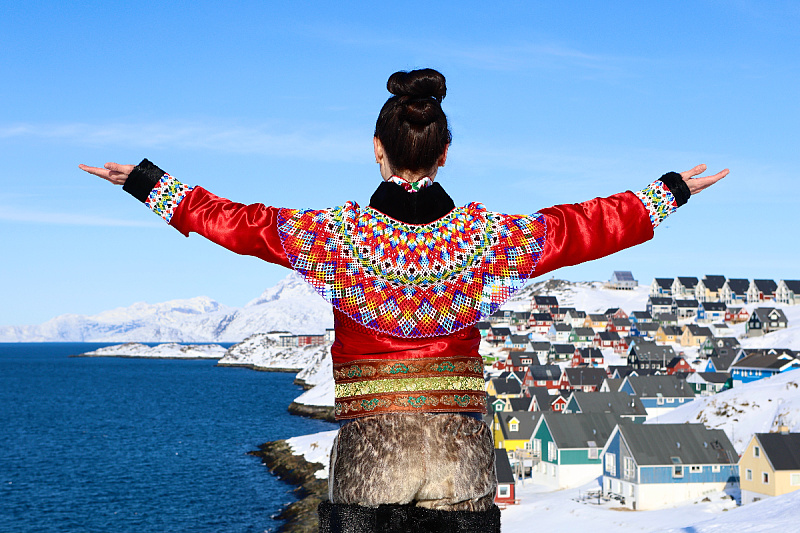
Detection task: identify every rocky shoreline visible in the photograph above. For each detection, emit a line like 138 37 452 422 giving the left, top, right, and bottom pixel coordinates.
249 440 329 533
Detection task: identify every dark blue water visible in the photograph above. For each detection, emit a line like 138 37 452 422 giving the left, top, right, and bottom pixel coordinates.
0 343 336 533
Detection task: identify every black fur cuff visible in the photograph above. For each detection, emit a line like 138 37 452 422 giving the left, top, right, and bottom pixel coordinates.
123 158 166 203
658 171 691 207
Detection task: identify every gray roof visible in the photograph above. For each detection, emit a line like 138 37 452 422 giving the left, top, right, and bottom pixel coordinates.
756 433 800 471
732 352 798 371
675 299 700 308
527 365 562 381
564 367 608 388
531 312 554 321
588 313 608 321
597 331 621 341
635 322 660 333
654 278 673 289
781 280 800 293
684 325 713 337
509 352 540 367
750 307 788 323
541 412 620 449
495 448 515 483
533 295 559 306
475 321 491 330
507 397 534 411
572 327 596 337
551 343 575 354
656 312 678 323
752 279 778 294
701 301 727 311
552 323 572 332
701 275 726 291
618 423 737 465
613 271 635 281
608 366 634 379
526 386 553 411
509 334 531 344
676 277 699 288
530 341 551 352
610 317 632 327
490 378 522 395
659 325 682 336
625 375 695 398
497 410 541 441
630 341 676 362
490 327 512 336
649 297 674 306
570 391 646 417
576 347 604 359
725 278 750 295
631 311 653 320
695 372 731 384
603 378 623 391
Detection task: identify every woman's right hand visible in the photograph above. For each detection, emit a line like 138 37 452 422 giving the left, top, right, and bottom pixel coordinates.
78 162 134 185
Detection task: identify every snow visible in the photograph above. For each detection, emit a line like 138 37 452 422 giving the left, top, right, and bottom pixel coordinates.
0 272 333 342
218 332 330 372
650 369 800 453
80 342 227 359
285 430 338 480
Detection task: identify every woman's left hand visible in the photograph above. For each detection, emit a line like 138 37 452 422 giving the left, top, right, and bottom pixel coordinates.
680 164 729 195
79 162 134 185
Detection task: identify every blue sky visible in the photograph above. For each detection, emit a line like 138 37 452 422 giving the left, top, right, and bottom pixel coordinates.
1 1 798 326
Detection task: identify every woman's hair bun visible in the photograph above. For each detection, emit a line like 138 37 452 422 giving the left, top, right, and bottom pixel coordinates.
387 69 447 102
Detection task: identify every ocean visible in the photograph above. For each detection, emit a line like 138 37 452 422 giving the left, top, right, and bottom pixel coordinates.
0 343 336 533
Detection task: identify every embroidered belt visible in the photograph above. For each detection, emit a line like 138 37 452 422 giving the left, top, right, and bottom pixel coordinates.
333 355 487 420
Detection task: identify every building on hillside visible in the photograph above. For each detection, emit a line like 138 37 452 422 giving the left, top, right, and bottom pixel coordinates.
531 412 620 489
486 377 523 399
701 337 740 359
680 325 713 347
724 307 750 323
730 351 800 385
654 325 683 344
548 343 575 362
583 314 609 332
629 311 653 324
529 341 551 361
695 275 726 302
493 411 542 452
631 322 659 340
665 356 695 375
529 312 554 334
531 295 559 314
672 277 699 298
494 448 517 506
748 279 778 303
686 372 730 395
746 307 788 337
619 375 695 419
697 301 727 323
475 321 491 337
506 352 540 372
721 278 749 305
675 299 700 319
651 278 673 297
609 271 637 290
523 365 562 391
594 331 626 353
776 280 800 305
487 326 512 345
628 341 676 371
601 423 738 510
505 334 532 352
559 367 608 392
606 317 632 335
739 431 800 505
547 323 572 342
524 386 554 412
571 347 604 367
563 391 647 423
568 327 596 348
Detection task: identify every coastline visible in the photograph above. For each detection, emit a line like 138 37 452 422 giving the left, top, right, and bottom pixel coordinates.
249 440 329 533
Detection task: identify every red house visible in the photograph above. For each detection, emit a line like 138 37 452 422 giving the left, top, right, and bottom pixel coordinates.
494 449 517 506
528 313 554 334
666 356 695 375
571 347 604 367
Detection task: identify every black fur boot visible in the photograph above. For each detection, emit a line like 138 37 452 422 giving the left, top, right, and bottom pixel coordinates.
318 501 501 533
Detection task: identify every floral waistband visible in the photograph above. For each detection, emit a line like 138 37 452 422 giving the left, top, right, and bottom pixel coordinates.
332 355 487 420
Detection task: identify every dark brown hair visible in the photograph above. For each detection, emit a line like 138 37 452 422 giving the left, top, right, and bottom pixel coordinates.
374 69 451 173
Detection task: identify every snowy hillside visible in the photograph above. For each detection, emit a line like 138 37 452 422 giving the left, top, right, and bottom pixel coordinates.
0 273 333 343
650 370 800 453
217 332 331 372
79 342 227 359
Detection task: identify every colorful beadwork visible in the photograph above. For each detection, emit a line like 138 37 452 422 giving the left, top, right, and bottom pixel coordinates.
386 175 434 192
277 202 547 338
145 173 194 223
634 180 678 228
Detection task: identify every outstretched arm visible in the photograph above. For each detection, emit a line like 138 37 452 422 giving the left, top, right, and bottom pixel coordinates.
531 164 728 277
79 160 291 268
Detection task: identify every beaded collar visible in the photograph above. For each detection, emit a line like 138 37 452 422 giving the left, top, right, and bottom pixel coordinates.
386 175 434 193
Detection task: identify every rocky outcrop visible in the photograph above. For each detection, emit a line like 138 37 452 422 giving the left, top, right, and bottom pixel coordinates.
288 401 336 423
249 440 328 533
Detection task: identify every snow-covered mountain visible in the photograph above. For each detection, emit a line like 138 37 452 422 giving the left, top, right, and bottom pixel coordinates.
0 273 333 343
79 342 228 359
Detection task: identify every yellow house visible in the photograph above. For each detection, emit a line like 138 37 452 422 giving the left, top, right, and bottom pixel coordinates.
739 431 800 505
654 325 682 344
680 324 712 346
493 411 542 452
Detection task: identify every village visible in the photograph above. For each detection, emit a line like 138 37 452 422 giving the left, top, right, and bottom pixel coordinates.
479 273 800 511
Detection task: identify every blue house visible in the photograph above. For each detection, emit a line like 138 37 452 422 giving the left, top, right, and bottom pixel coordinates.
601 423 738 510
619 375 695 419
730 351 800 385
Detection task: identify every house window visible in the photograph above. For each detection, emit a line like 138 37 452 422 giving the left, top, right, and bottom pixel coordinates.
624 457 635 480
746 469 752 481
671 457 683 478
548 442 556 462
498 485 510 498
533 439 541 455
712 465 721 473
791 474 800 486
666 398 674 403
657 397 665 405
510 422 519 432
762 472 770 484
588 448 599 460
524 441 532 450
754 446 760 457
605 453 616 476
690 466 702 473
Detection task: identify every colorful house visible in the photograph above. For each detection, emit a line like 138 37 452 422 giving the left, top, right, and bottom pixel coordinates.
563 391 647 423
747 279 778 303
531 412 620 489
739 431 800 505
776 280 800 305
495 448 518 506
619 375 695 419
672 277 699 298
601 423 738 510
746 307 788 337
695 275 726 302
650 278 673 297
730 351 800 385
686 372 730 395
493 411 542 452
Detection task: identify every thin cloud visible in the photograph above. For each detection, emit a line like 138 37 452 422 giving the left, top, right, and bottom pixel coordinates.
0 121 368 162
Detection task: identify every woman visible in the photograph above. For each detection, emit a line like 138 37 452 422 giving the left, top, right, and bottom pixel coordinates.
81 68 727 532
